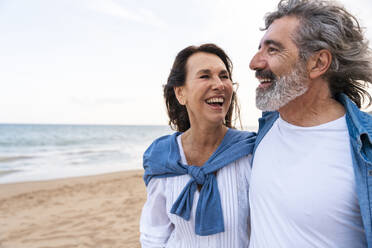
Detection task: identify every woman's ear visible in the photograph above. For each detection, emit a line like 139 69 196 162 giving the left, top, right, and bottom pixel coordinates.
174 86 186 105
307 49 332 80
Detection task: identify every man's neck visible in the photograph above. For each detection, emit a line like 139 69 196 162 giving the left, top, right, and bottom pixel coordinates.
278 80 345 127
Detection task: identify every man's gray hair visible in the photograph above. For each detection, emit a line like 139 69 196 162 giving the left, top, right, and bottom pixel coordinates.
264 0 372 108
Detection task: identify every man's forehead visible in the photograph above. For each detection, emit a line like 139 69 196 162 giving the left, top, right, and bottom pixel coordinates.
258 16 300 48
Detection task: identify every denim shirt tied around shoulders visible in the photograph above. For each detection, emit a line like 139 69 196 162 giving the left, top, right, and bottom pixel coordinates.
253 93 372 247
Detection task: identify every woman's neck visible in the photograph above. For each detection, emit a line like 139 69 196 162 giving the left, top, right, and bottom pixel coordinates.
182 125 228 148
181 124 228 166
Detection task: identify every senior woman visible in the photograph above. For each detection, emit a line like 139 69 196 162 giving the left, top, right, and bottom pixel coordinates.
140 43 256 247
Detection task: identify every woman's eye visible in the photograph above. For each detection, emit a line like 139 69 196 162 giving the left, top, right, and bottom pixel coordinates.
221 75 229 79
200 75 209 79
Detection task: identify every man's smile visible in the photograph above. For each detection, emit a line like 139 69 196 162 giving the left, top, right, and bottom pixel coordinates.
258 78 274 89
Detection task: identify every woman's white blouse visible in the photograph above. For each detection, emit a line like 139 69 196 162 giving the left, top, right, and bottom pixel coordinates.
140 135 252 248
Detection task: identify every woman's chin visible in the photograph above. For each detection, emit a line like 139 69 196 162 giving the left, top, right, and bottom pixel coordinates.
189 112 227 128
205 116 227 127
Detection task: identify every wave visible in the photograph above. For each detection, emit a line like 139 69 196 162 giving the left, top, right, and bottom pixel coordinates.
0 156 34 163
64 149 119 156
0 169 20 177
0 139 92 147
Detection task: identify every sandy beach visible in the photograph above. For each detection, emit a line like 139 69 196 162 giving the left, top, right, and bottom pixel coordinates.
0 170 146 248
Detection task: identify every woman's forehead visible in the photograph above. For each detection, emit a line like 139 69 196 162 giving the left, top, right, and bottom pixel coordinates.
186 52 227 75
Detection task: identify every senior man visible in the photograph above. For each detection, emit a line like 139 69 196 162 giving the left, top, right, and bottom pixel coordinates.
249 0 372 247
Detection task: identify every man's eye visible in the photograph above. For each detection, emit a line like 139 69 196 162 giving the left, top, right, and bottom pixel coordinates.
200 75 209 79
268 47 279 53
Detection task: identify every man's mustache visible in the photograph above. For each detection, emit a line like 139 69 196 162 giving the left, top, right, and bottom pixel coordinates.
255 69 277 81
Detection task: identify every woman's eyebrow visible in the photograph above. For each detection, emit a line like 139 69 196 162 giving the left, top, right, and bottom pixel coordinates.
196 69 211 74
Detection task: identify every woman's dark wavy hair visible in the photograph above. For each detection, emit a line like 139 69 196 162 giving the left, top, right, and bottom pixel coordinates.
264 0 372 108
164 43 240 132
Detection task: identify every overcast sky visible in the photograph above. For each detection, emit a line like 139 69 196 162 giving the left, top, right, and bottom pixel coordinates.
1 0 371 126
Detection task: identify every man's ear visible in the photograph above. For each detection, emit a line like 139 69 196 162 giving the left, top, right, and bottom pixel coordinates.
174 86 186 105
307 49 332 79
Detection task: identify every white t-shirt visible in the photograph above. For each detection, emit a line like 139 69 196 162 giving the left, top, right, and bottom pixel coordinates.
140 135 252 248
249 115 367 248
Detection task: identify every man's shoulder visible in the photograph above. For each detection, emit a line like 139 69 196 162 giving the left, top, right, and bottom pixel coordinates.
340 96 372 143
258 111 279 129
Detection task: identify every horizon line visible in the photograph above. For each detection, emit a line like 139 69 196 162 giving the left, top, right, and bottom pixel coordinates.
0 122 169 127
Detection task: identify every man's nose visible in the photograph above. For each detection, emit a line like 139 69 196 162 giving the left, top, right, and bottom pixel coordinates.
249 52 266 71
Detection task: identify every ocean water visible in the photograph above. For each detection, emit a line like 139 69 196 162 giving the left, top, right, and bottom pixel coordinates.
0 124 173 184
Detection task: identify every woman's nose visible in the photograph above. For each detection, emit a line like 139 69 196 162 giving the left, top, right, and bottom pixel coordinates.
213 77 225 90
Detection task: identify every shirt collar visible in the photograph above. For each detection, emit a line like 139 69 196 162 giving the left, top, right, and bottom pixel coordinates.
336 93 372 145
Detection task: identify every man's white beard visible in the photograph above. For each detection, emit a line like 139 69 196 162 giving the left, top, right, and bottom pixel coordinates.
256 63 309 111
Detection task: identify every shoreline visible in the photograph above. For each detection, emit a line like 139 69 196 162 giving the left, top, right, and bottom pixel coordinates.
0 170 146 248
0 167 143 185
